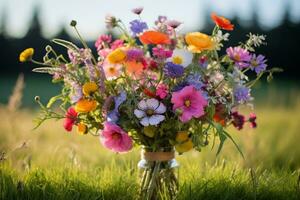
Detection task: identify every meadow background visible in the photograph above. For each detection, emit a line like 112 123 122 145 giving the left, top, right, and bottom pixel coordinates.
1 0 300 199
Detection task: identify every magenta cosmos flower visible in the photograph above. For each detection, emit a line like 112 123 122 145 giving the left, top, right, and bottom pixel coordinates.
100 122 133 153
171 86 208 123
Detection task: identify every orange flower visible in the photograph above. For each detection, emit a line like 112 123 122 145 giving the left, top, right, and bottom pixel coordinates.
139 31 171 45
213 113 226 127
124 61 144 77
185 32 215 53
211 13 234 31
75 99 97 113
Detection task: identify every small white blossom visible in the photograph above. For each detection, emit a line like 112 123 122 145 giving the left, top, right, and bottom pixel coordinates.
134 99 166 126
213 30 230 50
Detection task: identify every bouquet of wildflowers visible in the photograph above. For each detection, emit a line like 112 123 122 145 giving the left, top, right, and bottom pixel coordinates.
20 7 280 199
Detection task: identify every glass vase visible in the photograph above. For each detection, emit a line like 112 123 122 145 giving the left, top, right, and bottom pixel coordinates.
138 146 179 200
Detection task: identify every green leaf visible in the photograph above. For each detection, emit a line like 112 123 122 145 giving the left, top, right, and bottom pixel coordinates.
46 94 63 108
223 130 244 159
214 122 227 156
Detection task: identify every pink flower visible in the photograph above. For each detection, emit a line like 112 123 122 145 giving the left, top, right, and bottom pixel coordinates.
98 48 112 58
95 34 112 50
132 7 144 15
100 122 133 153
156 84 168 99
152 45 173 59
171 86 207 123
63 107 78 132
248 113 257 128
111 39 124 50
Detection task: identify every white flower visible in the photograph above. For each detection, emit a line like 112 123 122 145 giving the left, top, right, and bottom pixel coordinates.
213 30 230 50
167 48 193 68
134 98 166 126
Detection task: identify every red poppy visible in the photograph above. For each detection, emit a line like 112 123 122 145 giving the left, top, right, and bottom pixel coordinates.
139 31 171 45
63 107 78 132
211 13 234 31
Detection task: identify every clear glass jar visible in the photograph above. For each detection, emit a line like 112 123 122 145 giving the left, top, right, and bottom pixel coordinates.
138 146 179 200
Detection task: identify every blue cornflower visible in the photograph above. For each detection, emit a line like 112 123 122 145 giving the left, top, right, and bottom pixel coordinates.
164 62 184 78
234 85 251 104
129 20 148 36
107 91 127 123
186 74 204 90
249 54 267 74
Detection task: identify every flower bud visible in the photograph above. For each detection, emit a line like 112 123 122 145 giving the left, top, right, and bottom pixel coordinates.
70 20 77 27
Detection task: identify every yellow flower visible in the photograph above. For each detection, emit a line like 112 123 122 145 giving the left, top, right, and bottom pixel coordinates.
82 82 98 96
176 131 189 142
77 122 88 135
175 131 193 153
185 32 214 53
175 139 193 153
107 48 126 64
19 48 34 62
75 99 97 113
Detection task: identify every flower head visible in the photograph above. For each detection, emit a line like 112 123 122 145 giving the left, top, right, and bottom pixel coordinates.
103 61 122 80
171 86 207 123
167 48 193 68
95 34 112 50
105 14 118 29
75 99 97 113
19 48 34 62
82 82 98 96
234 85 251 104
248 113 257 128
107 91 127 123
156 84 169 99
139 31 171 45
231 111 245 130
185 32 215 53
166 20 182 29
111 39 124 50
249 54 267 74
124 60 144 77
126 48 144 62
63 107 78 132
130 20 148 36
152 46 173 59
164 62 184 78
186 74 204 90
77 122 88 135
131 7 144 15
226 47 251 69
175 131 193 153
100 122 133 153
134 98 166 126
211 13 234 31
107 48 126 64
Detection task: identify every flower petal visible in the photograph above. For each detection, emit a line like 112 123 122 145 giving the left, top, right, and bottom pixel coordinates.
134 109 146 118
138 100 147 110
155 103 166 114
146 98 159 110
149 115 165 125
140 117 150 126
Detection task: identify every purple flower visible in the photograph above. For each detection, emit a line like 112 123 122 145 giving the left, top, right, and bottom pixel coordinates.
164 62 184 78
186 74 204 90
234 85 251 104
249 54 267 74
226 47 251 69
126 48 144 61
155 16 168 25
152 46 173 59
129 20 148 36
107 91 127 123
231 111 245 130
131 7 143 15
166 20 182 29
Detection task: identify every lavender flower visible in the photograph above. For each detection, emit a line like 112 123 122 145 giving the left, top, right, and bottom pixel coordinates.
129 20 148 36
226 47 251 69
131 7 144 15
107 91 127 123
249 54 267 74
126 48 144 61
166 20 182 29
234 85 251 104
164 62 184 78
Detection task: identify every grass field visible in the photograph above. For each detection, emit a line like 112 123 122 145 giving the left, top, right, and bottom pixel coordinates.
0 78 300 199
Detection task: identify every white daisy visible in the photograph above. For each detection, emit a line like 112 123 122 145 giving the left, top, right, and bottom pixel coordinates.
167 48 193 68
134 98 166 126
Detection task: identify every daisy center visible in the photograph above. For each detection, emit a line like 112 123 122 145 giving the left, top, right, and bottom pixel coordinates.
184 100 191 107
146 109 154 116
234 55 240 61
109 67 116 73
112 132 121 140
172 56 183 65
251 60 258 67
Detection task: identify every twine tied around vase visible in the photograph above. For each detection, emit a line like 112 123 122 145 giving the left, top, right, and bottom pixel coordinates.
141 150 175 162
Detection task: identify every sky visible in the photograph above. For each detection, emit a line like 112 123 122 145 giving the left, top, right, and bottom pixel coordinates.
0 0 299 40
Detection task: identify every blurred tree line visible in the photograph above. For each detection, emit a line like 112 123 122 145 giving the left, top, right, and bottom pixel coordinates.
0 7 299 80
